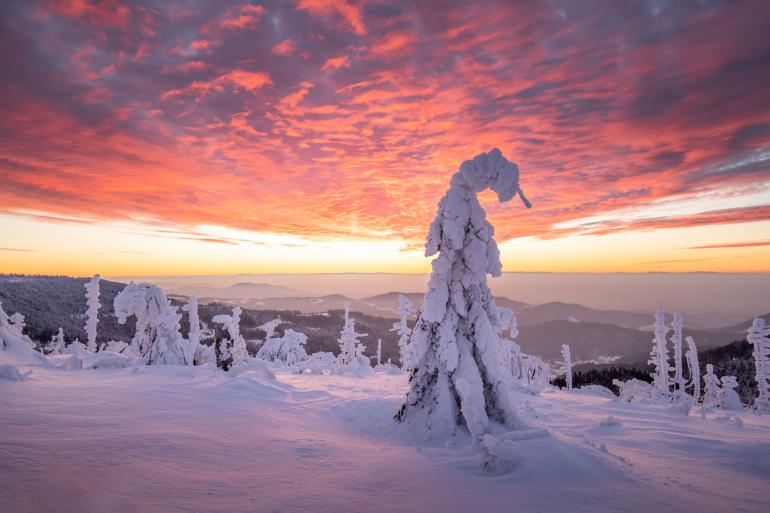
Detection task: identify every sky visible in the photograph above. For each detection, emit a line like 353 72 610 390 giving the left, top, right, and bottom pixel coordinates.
1 0 769 276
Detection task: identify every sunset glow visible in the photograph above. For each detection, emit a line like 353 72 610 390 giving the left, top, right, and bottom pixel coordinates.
1 1 769 274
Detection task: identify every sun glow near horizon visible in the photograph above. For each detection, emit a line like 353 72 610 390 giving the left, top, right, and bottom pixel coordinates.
3 209 770 276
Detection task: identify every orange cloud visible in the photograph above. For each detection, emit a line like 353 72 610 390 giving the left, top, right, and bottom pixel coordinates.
160 69 272 100
220 4 265 30
272 38 296 56
297 0 366 35
1 0 769 274
322 54 350 71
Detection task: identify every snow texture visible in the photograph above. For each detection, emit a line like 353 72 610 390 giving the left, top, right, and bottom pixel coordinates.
397 148 531 441
2 357 769 513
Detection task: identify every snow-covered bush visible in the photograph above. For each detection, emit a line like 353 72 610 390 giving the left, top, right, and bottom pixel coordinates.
668 394 694 416
390 294 415 370
648 308 671 400
613 378 654 402
298 351 338 375
48 328 66 355
479 434 522 473
84 274 100 353
213 306 248 369
719 376 743 411
228 357 276 380
396 148 531 441
522 354 551 393
337 304 370 371
747 317 770 413
561 344 572 391
256 328 309 367
0 302 42 364
113 282 191 365
702 364 721 407
684 336 701 402
102 340 129 354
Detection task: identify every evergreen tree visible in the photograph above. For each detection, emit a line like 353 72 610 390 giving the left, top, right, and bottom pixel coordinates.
84 274 101 353
648 308 671 400
390 294 414 369
703 364 721 407
747 317 770 412
561 344 573 391
396 148 531 440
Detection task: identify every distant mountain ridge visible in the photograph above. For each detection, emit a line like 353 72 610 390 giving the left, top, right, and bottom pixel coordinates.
0 275 764 365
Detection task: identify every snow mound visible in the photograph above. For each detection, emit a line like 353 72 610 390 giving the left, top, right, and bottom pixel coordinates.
229 358 277 380
297 352 337 375
576 384 615 397
479 434 522 473
82 352 137 370
0 364 27 381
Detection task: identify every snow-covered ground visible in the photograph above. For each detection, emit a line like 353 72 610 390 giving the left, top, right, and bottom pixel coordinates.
2 361 769 513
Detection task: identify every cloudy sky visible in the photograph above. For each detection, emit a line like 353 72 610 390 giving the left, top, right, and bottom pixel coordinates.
1 0 769 276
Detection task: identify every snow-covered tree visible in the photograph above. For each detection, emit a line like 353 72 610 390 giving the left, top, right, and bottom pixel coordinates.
113 282 190 365
182 296 202 364
719 376 742 410
8 312 25 334
496 308 524 382
49 328 66 355
84 274 101 353
337 304 368 368
257 328 308 366
396 149 531 440
702 364 721 408
259 317 283 342
684 336 701 402
0 302 38 358
747 317 770 413
670 312 686 397
522 354 550 392
561 344 573 391
390 294 415 369
376 338 382 367
648 308 671 400
213 306 248 368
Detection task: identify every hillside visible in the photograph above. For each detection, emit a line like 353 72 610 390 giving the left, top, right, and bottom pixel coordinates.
0 275 763 367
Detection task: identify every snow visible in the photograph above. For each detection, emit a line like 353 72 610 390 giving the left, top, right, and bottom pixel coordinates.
1 359 769 513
